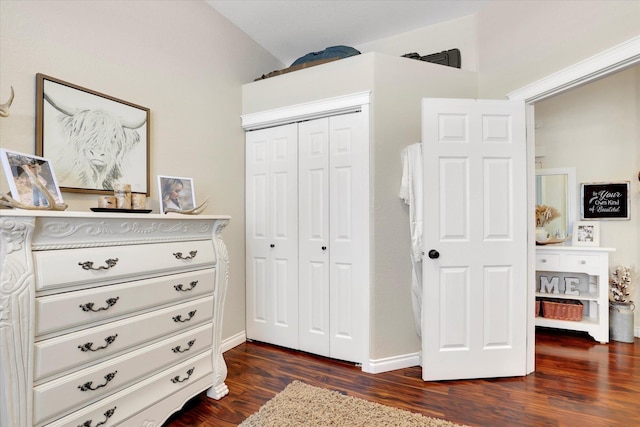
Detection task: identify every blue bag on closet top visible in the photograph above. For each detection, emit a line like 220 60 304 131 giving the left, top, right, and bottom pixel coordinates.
290 45 361 67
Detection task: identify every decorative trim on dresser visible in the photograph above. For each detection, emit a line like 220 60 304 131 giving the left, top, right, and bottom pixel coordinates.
0 210 231 427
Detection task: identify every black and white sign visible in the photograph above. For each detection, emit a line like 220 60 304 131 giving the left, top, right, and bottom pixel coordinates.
581 182 630 220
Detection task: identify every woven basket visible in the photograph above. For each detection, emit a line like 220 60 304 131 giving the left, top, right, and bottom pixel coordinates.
535 300 541 317
542 299 584 321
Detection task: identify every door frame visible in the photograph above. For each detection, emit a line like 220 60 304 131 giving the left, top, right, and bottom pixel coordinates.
507 35 640 373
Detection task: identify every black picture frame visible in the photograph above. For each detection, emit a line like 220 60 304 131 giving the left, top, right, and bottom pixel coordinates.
36 73 150 195
580 182 630 220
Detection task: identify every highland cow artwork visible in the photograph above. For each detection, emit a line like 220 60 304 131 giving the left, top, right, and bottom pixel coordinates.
36 74 150 195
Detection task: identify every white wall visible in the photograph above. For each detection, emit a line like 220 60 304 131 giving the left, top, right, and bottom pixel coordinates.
535 67 640 330
0 0 282 343
476 0 640 98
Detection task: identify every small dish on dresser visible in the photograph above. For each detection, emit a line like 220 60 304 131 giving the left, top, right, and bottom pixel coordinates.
90 208 152 213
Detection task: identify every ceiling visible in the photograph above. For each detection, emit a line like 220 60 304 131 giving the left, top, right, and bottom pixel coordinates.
205 1 487 66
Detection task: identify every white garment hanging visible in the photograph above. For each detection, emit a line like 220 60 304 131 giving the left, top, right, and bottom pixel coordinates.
399 142 424 337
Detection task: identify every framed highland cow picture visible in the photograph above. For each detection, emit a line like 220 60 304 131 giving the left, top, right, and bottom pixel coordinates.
36 73 150 195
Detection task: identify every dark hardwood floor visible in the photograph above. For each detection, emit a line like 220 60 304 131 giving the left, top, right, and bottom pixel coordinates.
164 328 639 426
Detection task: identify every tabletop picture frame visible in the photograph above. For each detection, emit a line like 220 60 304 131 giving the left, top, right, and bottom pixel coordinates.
36 73 150 195
572 221 600 247
158 175 196 213
0 148 64 207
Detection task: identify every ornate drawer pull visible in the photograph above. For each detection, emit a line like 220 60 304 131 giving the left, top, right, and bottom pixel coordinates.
174 281 198 292
78 371 118 391
172 310 197 323
170 367 194 384
78 334 118 352
80 297 120 312
78 406 116 427
78 258 119 271
173 251 197 260
172 339 196 353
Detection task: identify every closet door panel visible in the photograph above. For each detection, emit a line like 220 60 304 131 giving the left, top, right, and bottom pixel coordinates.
298 118 330 356
246 124 299 348
329 112 367 363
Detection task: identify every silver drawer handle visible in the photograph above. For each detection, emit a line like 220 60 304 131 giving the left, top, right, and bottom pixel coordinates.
78 258 119 271
541 259 547 263
80 297 120 312
172 339 196 354
174 281 198 292
580 260 587 264
173 251 197 260
78 371 118 392
172 310 197 323
78 334 118 352
77 407 116 427
170 367 194 384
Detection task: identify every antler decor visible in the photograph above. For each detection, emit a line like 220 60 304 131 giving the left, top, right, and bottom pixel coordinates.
165 197 208 215
0 165 68 211
0 86 14 118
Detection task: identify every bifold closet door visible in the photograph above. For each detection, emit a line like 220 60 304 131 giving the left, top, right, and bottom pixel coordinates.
298 112 367 363
246 123 299 349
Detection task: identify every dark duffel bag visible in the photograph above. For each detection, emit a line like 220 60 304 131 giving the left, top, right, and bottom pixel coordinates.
291 45 361 67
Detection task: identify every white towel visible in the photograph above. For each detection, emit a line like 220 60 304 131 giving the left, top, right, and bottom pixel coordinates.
399 143 423 263
400 142 424 337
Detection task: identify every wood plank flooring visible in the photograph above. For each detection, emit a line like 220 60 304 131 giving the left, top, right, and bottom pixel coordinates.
164 328 639 426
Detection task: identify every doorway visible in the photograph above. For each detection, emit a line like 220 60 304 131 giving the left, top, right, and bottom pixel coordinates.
508 35 640 372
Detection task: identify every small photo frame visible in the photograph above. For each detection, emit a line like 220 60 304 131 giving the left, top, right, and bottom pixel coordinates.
572 221 600 247
0 149 64 207
158 175 195 213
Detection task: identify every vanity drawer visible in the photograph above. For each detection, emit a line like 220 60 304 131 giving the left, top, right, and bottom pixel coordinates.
33 323 213 425
34 296 214 381
36 268 215 336
34 240 215 291
42 350 213 427
564 254 600 274
535 253 560 270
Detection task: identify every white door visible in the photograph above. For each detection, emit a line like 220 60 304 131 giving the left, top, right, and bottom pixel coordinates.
421 99 527 381
298 112 368 363
246 124 299 349
298 117 331 357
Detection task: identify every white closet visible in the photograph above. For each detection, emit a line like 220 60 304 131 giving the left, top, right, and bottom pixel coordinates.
245 104 369 364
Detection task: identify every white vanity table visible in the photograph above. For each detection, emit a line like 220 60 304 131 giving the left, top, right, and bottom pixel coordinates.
535 245 614 343
0 210 231 427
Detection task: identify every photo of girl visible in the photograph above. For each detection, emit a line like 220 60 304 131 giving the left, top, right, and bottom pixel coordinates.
158 175 195 213
0 149 64 207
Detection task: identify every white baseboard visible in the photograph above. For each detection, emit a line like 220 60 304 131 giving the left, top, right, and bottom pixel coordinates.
221 331 246 353
365 352 420 374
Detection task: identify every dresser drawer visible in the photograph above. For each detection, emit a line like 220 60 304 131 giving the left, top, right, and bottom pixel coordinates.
535 253 560 270
42 350 213 427
33 323 213 425
34 240 216 292
34 296 214 381
36 268 215 336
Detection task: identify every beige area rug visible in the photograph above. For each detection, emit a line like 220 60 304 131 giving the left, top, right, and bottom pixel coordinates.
238 380 465 427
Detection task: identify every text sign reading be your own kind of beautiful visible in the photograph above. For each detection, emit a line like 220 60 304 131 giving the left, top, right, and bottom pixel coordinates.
581 182 630 220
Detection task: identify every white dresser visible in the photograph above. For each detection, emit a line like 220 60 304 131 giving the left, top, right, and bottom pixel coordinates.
535 245 614 343
0 210 231 427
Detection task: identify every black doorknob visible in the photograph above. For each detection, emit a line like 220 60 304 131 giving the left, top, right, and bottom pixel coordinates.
428 249 440 259
270 244 275 248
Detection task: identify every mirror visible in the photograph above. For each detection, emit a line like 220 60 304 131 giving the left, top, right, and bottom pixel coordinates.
535 167 576 240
